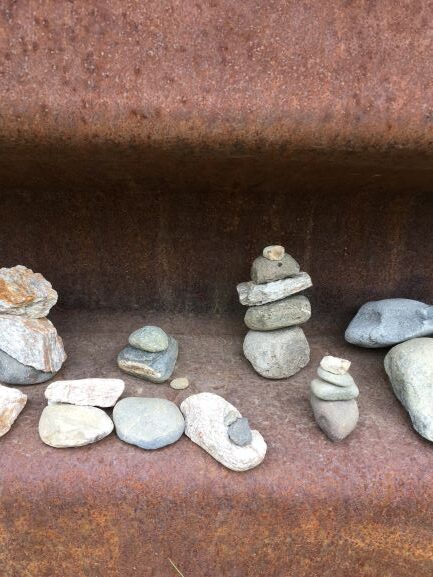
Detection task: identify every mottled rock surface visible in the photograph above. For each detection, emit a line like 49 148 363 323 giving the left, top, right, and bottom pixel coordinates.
0 265 58 318
0 315 66 372
317 367 355 388
311 378 359 401
237 272 312 306
128 325 169 352
244 295 311 331
262 245 285 261
180 393 266 471
320 355 351 375
345 299 433 348
251 254 300 284
170 377 189 390
228 417 252 446
243 327 310 379
113 397 185 449
39 404 114 448
0 348 55 385
0 383 27 437
45 378 125 407
384 338 433 441
310 395 359 441
117 337 178 383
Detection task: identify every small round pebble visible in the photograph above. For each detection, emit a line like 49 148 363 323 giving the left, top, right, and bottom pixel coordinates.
228 417 252 446
170 377 189 390
128 326 169 353
263 245 285 261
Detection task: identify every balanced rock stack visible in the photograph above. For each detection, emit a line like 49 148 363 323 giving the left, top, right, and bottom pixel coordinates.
237 246 312 379
117 325 178 383
0 265 66 385
310 355 359 441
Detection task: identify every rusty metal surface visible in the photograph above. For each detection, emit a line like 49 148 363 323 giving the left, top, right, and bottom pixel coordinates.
0 311 432 577
0 1 433 151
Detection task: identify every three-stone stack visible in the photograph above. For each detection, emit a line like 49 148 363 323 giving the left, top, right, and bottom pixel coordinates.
237 246 312 379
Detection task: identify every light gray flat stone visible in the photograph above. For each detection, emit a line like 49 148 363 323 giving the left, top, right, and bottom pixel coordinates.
384 337 433 441
117 337 178 383
317 367 355 387
39 404 114 448
244 295 311 331
311 395 359 441
311 378 359 401
237 272 312 306
0 348 55 385
251 254 300 284
0 383 27 437
113 397 185 449
345 299 433 348
128 325 169 352
45 378 125 407
243 327 310 379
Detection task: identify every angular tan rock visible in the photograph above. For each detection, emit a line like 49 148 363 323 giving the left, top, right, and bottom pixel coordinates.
180 392 266 472
45 378 125 407
262 245 285 261
0 265 58 318
237 272 312 306
320 355 351 375
0 315 66 372
0 383 27 437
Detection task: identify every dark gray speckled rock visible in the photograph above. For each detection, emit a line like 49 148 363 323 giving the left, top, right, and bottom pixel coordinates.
0 348 56 385
117 337 178 383
228 417 252 446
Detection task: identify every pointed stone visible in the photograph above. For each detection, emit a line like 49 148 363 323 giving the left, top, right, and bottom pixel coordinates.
311 395 359 441
0 383 27 437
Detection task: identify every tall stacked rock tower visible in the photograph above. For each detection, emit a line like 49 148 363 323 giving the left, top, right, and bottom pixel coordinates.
237 246 312 379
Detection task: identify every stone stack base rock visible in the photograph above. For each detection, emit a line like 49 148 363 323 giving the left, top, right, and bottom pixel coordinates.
237 246 312 379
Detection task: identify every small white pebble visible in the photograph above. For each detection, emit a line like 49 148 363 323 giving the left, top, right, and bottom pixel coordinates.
170 377 189 390
320 355 351 375
262 245 285 261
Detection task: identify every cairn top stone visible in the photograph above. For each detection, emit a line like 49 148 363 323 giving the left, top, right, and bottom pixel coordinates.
262 245 285 261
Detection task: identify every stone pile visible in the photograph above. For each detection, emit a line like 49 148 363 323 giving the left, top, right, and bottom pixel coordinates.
310 355 359 441
117 325 178 383
237 246 312 379
0 265 66 385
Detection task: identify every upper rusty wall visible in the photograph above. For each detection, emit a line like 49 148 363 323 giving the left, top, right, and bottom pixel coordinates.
1 0 433 152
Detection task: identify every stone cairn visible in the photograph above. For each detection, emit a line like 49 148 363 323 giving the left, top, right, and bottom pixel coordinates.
310 355 359 441
237 246 312 379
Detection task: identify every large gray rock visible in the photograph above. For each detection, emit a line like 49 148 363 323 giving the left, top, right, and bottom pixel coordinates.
311 378 359 401
244 295 311 331
117 337 178 383
345 299 433 348
0 348 56 385
310 395 359 441
384 338 433 441
113 397 185 449
237 272 312 306
251 254 300 284
128 325 169 352
0 265 58 318
243 327 310 379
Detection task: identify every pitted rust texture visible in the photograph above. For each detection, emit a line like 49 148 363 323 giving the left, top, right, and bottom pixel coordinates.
0 1 433 150
1 311 433 576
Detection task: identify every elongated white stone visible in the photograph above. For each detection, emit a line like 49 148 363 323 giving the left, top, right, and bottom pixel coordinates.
180 392 266 472
0 315 66 372
320 355 351 375
237 272 312 306
0 383 27 437
45 378 125 407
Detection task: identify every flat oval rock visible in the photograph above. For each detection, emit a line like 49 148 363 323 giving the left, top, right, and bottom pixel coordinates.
113 397 185 449
244 295 311 331
317 367 355 387
45 378 125 407
0 348 55 385
117 337 178 383
345 298 433 348
237 272 312 306
39 404 114 448
311 378 359 401
251 254 300 284
128 325 169 352
180 392 266 471
310 395 359 441
0 383 27 437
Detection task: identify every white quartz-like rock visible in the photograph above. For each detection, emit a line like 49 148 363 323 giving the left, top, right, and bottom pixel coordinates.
0 265 58 318
262 245 285 261
180 392 266 472
320 355 351 375
237 272 312 306
0 315 66 372
45 378 125 407
0 383 27 437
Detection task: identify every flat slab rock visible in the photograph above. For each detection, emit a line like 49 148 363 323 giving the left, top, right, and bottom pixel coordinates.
0 383 27 437
0 315 66 373
117 337 178 383
345 298 433 348
39 404 114 448
385 337 433 441
243 326 310 379
237 272 312 306
0 265 58 318
250 254 300 284
113 397 185 449
244 295 311 331
180 392 266 472
45 378 125 407
0 348 55 385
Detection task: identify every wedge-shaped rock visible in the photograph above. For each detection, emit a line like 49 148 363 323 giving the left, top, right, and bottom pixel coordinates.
0 315 66 373
0 383 27 437
0 265 58 318
310 395 359 441
244 295 311 331
180 392 266 472
385 338 433 441
45 378 125 407
117 337 178 383
237 272 312 306
39 404 113 448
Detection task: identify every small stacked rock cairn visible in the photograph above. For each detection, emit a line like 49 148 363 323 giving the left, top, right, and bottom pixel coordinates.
310 355 359 441
237 246 312 379
117 325 178 383
0 265 66 384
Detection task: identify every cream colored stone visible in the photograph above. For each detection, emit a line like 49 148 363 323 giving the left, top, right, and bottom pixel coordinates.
170 377 189 390
0 383 27 437
262 245 285 261
320 355 351 375
45 378 125 407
